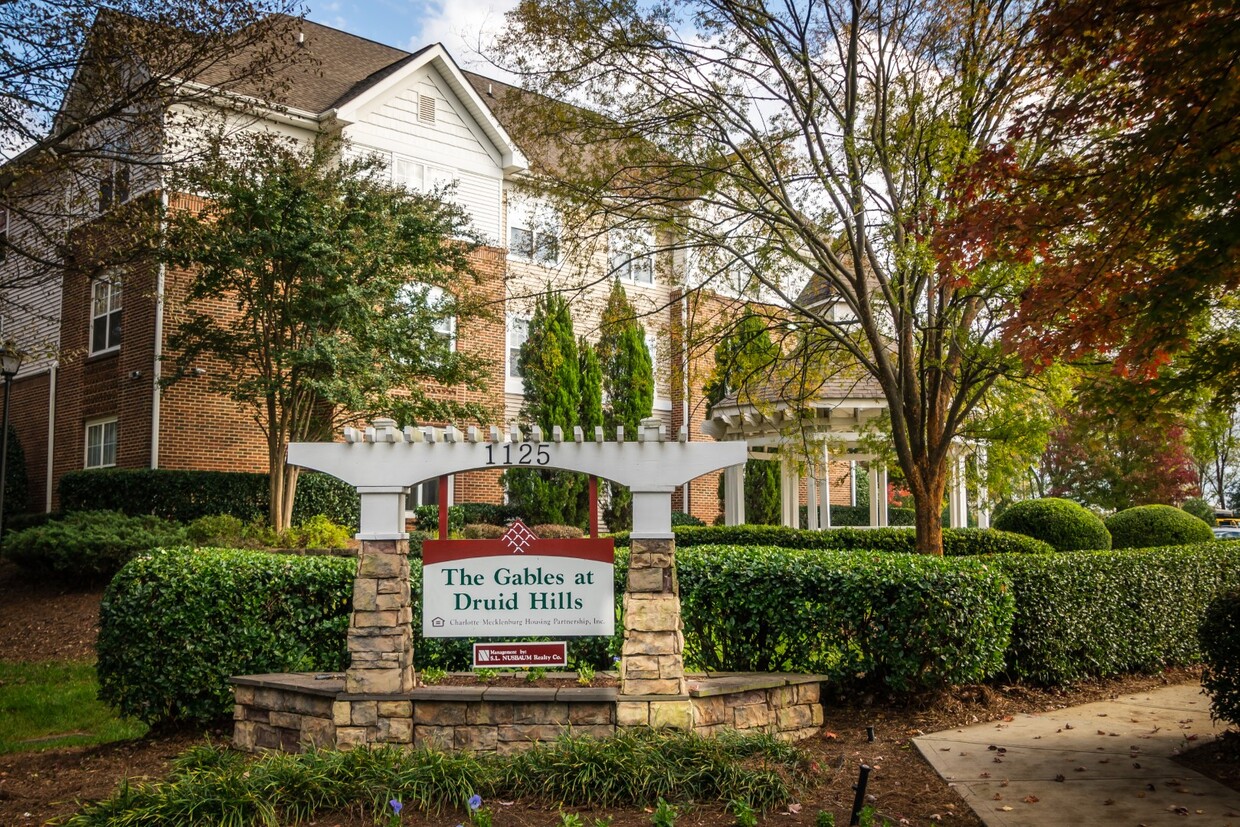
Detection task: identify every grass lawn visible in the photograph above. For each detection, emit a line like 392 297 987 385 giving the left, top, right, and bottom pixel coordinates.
0 661 147 754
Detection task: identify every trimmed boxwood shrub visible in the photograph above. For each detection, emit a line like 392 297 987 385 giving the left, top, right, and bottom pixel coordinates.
611 524 1053 556
1201 588 1240 726
992 497 1111 551
992 543 1240 683
1105 504 1215 549
58 468 359 528
2 510 188 580
671 510 706 527
98 547 355 725
676 545 1014 692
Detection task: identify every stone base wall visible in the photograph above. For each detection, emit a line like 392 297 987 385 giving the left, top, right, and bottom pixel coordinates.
232 673 825 754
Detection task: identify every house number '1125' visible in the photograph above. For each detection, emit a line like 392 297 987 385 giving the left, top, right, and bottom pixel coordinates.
484 443 551 466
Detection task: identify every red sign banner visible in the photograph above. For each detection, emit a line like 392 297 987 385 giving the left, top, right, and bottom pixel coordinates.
472 641 567 669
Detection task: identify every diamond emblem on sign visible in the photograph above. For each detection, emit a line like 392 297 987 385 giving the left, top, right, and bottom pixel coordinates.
502 519 536 554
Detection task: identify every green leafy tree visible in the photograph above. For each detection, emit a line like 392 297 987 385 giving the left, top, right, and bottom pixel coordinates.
493 0 1041 553
505 293 589 525
705 314 781 525
163 133 490 528
597 280 653 530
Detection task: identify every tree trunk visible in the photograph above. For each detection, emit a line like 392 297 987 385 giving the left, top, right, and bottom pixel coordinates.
280 464 300 530
913 471 948 556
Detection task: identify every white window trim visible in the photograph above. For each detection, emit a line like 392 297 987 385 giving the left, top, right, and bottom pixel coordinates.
505 313 530 395
84 416 118 469
398 282 456 353
609 227 655 285
507 197 561 266
90 274 122 356
405 474 453 515
645 330 671 410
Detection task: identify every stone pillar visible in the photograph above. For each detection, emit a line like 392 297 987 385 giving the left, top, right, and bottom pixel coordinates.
345 539 415 696
620 537 686 697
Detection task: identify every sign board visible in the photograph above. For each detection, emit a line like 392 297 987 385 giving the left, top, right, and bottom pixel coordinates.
473 641 567 668
422 521 615 638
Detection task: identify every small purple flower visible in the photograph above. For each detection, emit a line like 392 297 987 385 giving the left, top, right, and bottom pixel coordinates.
389 799 402 814
468 794 483 811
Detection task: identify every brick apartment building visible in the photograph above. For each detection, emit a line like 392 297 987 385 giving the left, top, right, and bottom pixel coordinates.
0 17 860 524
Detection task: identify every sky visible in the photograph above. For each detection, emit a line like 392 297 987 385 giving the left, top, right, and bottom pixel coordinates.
305 0 519 78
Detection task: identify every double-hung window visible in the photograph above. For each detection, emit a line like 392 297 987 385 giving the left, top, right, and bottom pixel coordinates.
98 138 131 211
506 314 530 393
397 283 456 360
85 417 118 468
90 274 122 354
507 197 560 265
609 226 655 284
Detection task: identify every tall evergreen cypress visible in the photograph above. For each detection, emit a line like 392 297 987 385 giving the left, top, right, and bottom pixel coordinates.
504 293 590 525
598 280 653 529
705 313 781 524
577 339 604 526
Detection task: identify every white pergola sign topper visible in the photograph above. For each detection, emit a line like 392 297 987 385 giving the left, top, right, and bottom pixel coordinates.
287 418 747 540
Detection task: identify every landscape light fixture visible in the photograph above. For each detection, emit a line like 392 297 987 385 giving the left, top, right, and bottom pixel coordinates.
0 339 25 547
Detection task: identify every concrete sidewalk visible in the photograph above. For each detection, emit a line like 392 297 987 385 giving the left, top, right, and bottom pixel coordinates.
914 683 1240 826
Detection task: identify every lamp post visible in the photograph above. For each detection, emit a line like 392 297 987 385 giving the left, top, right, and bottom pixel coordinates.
0 339 24 546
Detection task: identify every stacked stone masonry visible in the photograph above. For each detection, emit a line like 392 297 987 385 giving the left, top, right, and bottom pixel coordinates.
232 673 825 754
620 538 687 696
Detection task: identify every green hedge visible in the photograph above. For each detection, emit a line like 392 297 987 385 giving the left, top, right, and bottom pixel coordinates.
799 505 919 527
1105 504 1215 549
676 545 1014 691
612 524 1053 556
992 497 1111 551
993 544 1240 683
1201 588 1240 727
2 510 188 580
58 469 359 528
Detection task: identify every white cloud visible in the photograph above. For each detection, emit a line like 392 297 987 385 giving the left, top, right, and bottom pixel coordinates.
411 0 519 82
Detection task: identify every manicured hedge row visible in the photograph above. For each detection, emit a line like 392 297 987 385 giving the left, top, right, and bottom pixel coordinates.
676 545 1014 691
992 543 1240 683
97 548 354 725
992 497 1111 551
798 505 918 527
3 510 187 580
59 469 359 528
612 524 1054 556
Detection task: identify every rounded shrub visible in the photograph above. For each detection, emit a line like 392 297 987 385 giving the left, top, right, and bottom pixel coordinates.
462 523 505 539
1201 588 1240 727
1106 504 1215 549
677 545 1014 692
992 497 1111 551
2 510 187 580
98 547 354 725
1181 497 1217 527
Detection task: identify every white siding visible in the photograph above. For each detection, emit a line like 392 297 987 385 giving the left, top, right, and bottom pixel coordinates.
0 175 68 377
344 65 503 243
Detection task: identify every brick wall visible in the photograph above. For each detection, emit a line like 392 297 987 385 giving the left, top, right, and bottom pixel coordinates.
6 372 50 513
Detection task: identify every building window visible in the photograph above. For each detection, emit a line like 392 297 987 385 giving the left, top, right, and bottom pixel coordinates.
507 197 560 264
506 314 530 393
98 138 131 211
90 274 122 354
406 475 452 512
609 227 654 284
85 417 118 468
392 156 424 191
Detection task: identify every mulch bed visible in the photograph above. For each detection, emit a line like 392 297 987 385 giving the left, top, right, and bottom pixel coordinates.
0 559 1230 826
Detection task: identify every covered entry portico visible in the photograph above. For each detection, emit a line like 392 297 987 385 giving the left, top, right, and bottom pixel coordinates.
702 382 990 530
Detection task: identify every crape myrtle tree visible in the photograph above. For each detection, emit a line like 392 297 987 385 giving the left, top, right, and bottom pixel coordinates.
0 1 308 313
505 292 599 526
163 133 491 529
704 312 781 525
493 0 1043 554
597 280 653 530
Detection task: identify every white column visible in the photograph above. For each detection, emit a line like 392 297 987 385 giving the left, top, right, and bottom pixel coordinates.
724 463 746 526
948 452 963 528
632 489 675 538
781 458 800 528
976 445 991 529
868 462 881 527
806 471 819 530
878 465 890 527
820 444 832 529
